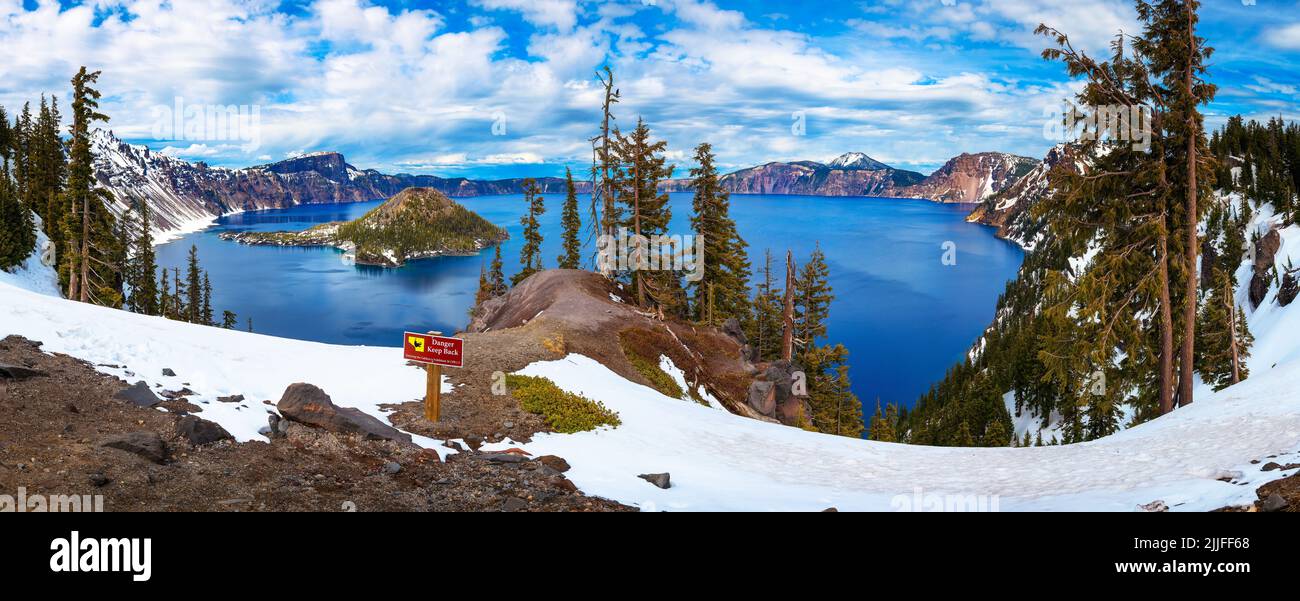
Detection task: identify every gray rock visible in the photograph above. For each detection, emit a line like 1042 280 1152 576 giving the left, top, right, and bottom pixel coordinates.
1137 500 1169 512
722 318 747 344
114 381 161 408
276 383 412 443
217 395 245 404
0 363 45 380
638 473 671 489
1262 493 1289 513
481 452 529 464
176 416 233 446
747 380 776 416
382 461 402 475
162 368 177 377
100 432 167 464
89 473 111 487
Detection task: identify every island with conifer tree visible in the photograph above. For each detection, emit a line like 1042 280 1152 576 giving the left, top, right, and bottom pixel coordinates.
218 187 508 267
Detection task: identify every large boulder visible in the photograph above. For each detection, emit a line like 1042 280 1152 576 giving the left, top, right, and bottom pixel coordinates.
100 432 167 464
176 416 234 446
0 363 45 380
114 381 162 408
747 380 776 416
276 383 412 444
722 318 747 345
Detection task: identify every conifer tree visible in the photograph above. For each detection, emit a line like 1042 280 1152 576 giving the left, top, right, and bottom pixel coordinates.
158 268 171 319
558 168 581 270
63 67 121 306
687 142 751 325
475 263 492 308
185 245 203 323
201 272 214 326
590 66 621 269
748 249 784 361
513 180 545 286
614 118 677 313
1195 269 1252 390
222 311 238 329
124 202 159 315
488 244 507 296
869 399 897 442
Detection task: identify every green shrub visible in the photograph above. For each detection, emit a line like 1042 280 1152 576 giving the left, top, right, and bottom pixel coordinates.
621 344 684 400
507 375 621 434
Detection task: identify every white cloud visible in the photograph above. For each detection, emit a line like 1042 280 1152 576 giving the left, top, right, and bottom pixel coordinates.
472 0 579 32
1263 22 1300 51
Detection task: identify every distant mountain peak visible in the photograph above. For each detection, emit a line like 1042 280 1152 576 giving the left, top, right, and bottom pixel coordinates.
826 152 890 171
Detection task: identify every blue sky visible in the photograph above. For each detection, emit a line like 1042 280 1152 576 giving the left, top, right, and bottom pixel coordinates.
1 0 1297 178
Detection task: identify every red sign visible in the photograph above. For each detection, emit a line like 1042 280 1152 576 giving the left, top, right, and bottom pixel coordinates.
403 332 464 368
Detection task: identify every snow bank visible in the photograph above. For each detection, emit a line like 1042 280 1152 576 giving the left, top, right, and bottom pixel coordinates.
0 214 61 298
485 354 1300 512
0 281 450 452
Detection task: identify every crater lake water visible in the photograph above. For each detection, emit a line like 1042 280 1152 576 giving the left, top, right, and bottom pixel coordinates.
155 193 1023 413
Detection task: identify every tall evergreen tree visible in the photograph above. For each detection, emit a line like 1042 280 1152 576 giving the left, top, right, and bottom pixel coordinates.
687 142 751 326
748 249 785 361
1195 269 1252 390
201 272 214 326
558 167 581 270
613 118 678 314
513 179 545 286
124 201 159 315
63 67 121 306
590 66 621 272
185 245 203 323
488 243 507 296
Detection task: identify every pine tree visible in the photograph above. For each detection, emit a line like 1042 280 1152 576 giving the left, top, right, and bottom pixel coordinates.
795 244 832 356
158 269 171 318
488 244 507 296
558 168 581 270
748 249 784 361
613 118 677 312
475 263 492 308
868 399 897 442
124 202 159 315
185 245 203 323
513 179 545 286
222 310 238 330
591 66 621 271
983 418 1010 448
201 272 214 326
1195 269 1252 390
688 142 751 325
63 67 121 306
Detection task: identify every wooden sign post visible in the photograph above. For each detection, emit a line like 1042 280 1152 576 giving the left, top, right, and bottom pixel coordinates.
403 331 465 423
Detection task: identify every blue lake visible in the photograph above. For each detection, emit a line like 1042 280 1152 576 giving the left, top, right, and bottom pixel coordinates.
155 193 1023 412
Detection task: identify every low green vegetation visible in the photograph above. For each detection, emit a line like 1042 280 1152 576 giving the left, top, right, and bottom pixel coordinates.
618 334 684 400
506 374 621 434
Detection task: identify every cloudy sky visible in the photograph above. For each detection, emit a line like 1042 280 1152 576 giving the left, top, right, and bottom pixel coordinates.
1 0 1297 178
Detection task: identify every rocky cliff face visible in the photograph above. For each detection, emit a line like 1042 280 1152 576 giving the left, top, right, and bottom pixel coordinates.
703 155 926 197
897 152 1037 204
966 145 1084 248
91 130 590 238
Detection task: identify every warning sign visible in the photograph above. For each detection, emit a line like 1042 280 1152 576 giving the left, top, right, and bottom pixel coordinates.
403 332 464 368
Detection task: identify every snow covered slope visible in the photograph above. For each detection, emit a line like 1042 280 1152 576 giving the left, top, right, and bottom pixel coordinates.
0 281 450 452
489 354 1300 511
0 214 61 298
